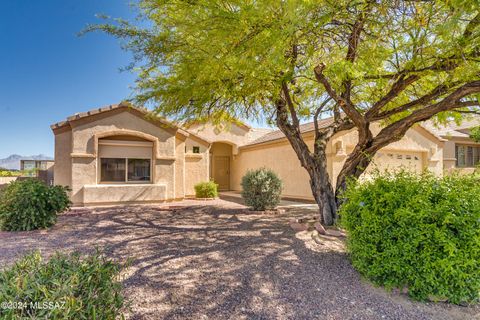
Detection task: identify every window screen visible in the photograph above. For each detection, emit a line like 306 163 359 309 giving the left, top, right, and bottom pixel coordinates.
456 145 480 167
101 158 126 182
128 159 151 181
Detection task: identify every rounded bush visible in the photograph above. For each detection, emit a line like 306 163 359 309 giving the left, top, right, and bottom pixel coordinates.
194 181 218 198
0 250 125 319
339 172 480 304
0 179 70 231
241 168 282 211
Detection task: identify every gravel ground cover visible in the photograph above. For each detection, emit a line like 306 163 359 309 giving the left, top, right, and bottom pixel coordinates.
0 199 478 320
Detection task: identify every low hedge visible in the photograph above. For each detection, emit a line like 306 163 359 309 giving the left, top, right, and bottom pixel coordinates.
0 179 70 231
339 172 480 304
0 250 126 319
194 181 218 198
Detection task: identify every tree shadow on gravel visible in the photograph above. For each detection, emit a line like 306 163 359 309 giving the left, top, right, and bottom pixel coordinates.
0 202 477 320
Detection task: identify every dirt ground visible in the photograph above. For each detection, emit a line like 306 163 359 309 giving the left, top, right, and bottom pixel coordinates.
0 199 478 320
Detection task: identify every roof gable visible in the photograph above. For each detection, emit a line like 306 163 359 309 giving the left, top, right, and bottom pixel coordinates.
51 103 210 144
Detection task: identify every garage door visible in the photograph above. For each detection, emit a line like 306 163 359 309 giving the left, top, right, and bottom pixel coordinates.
364 151 425 177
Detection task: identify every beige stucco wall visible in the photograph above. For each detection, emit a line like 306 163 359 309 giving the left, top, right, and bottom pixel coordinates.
175 137 186 199
184 137 210 196
53 108 213 205
71 111 176 205
232 139 316 199
333 124 444 178
0 177 18 191
53 109 449 204
232 125 444 200
187 123 250 150
54 110 187 206
53 129 72 187
443 140 457 170
83 184 167 205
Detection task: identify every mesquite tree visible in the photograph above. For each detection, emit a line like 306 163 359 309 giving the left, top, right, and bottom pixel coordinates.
89 0 480 225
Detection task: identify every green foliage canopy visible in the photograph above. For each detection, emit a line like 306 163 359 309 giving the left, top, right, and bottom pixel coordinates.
89 0 480 125
470 126 480 142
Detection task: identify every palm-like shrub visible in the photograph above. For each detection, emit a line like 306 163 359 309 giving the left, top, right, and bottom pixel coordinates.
340 172 480 304
241 168 282 210
0 179 70 231
0 250 125 319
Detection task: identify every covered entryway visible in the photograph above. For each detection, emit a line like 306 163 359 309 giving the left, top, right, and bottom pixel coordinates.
210 142 233 191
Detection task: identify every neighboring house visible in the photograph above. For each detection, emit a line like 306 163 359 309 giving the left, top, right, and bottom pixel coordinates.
424 118 480 174
20 159 55 184
20 159 54 173
51 103 479 206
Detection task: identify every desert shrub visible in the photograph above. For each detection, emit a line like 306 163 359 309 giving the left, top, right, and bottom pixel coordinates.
194 181 218 198
0 169 21 177
241 168 282 210
0 179 70 231
0 250 125 319
339 171 480 304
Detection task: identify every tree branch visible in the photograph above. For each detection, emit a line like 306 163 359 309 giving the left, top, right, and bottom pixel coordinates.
281 82 300 127
341 1 374 104
314 63 365 129
454 100 480 108
372 82 458 120
372 81 480 148
366 74 420 118
313 97 333 134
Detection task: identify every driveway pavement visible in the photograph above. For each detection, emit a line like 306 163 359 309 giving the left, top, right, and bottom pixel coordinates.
0 199 477 320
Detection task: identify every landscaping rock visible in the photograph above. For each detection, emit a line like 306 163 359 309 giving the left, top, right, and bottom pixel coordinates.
289 221 309 232
325 229 345 237
314 222 327 235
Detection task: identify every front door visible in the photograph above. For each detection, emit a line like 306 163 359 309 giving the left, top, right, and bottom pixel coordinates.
213 156 230 190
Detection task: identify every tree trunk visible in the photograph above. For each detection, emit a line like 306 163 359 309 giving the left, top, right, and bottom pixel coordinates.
335 145 374 202
280 131 337 225
307 156 337 226
275 100 337 225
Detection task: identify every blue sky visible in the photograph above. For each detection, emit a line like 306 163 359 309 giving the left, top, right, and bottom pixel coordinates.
0 1 138 158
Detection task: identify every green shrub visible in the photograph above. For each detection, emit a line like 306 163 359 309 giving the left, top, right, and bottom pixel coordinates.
470 126 480 142
194 181 218 198
241 168 282 210
0 170 21 177
339 171 480 304
0 179 70 231
0 250 125 319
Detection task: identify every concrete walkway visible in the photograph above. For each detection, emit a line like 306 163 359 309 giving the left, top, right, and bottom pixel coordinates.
219 191 319 210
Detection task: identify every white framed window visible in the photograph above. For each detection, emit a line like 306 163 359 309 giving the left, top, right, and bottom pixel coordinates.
98 138 153 183
100 158 151 183
456 144 480 167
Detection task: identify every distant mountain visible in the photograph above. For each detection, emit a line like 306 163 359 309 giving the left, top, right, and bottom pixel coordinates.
0 154 53 170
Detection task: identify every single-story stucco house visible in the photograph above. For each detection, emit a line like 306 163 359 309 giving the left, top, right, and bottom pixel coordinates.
51 103 480 206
